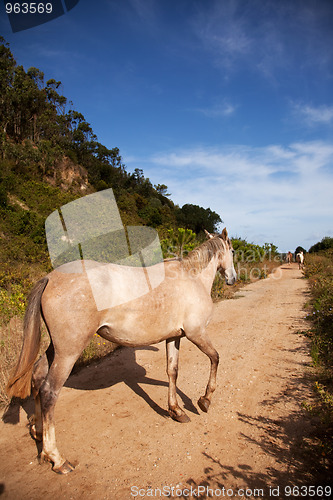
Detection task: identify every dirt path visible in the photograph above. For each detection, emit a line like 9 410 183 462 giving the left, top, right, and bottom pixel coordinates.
0 264 321 499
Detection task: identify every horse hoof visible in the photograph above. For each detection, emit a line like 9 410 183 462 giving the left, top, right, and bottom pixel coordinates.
169 410 191 423
53 460 75 474
198 396 210 413
174 413 191 423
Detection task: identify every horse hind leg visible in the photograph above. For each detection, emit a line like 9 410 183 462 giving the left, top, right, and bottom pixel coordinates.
30 354 48 441
30 344 54 441
166 338 190 423
39 353 77 474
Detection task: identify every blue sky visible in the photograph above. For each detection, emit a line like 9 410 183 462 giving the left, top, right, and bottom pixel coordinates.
1 0 333 251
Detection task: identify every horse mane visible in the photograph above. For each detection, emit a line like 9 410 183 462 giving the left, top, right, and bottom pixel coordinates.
182 236 226 272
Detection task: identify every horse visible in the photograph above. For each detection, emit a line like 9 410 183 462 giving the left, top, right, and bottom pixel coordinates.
7 228 236 474
286 252 293 265
296 251 304 270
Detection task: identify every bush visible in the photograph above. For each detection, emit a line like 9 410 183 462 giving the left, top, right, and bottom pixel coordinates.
0 185 8 208
304 250 333 366
0 285 26 324
303 249 333 467
309 237 333 253
161 228 197 259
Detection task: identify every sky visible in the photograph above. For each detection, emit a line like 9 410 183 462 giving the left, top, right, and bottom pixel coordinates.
1 0 333 252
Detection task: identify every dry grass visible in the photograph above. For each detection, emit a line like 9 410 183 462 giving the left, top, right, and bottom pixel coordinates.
0 315 118 408
0 318 22 407
0 317 49 407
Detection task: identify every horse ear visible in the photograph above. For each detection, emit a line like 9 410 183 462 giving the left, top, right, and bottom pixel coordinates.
204 229 214 239
221 227 228 240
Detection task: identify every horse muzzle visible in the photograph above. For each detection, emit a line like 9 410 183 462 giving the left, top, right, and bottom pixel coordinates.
224 268 237 285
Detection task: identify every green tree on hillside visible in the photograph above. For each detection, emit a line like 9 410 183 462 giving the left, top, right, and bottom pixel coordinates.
176 203 222 234
0 36 16 145
309 237 333 253
0 35 223 235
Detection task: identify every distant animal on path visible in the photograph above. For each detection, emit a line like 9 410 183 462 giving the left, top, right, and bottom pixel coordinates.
286 252 293 265
296 251 304 269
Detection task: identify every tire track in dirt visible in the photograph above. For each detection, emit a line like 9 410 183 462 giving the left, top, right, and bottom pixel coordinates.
1 264 317 499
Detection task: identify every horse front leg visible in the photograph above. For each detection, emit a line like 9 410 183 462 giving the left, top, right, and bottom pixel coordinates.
187 332 219 413
166 338 190 423
39 354 77 474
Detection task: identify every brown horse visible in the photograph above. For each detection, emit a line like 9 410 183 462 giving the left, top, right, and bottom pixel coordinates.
7 228 236 474
286 251 293 265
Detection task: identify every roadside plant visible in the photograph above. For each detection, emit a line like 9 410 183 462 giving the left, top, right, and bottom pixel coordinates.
161 228 197 259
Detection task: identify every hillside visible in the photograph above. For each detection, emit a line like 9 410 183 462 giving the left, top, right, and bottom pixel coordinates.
0 35 222 290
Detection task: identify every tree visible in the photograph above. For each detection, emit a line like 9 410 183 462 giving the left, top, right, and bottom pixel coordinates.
176 203 222 234
309 237 333 253
154 184 170 197
263 242 279 257
0 36 16 141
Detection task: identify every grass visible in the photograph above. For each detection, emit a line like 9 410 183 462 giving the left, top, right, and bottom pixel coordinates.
0 318 23 407
302 249 333 471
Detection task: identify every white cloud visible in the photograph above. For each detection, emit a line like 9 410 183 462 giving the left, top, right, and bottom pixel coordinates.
191 1 253 73
126 141 333 252
195 100 237 118
291 102 333 127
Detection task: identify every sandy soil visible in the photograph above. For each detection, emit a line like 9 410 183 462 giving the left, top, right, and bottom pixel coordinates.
0 264 326 499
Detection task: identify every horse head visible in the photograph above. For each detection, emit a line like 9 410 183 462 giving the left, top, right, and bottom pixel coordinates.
205 228 237 285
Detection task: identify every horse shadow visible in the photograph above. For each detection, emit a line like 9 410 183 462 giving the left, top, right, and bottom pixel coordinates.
2 346 199 426
66 346 199 418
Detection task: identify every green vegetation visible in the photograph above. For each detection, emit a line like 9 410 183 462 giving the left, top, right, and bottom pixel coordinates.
0 35 221 233
232 237 281 282
161 228 197 258
304 249 333 373
175 203 222 234
303 248 333 468
309 236 333 254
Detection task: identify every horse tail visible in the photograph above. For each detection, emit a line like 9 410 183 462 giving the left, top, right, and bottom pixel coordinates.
6 277 49 399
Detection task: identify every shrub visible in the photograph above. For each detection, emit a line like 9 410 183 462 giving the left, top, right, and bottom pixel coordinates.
161 228 197 259
303 249 333 468
0 285 26 324
304 250 333 366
